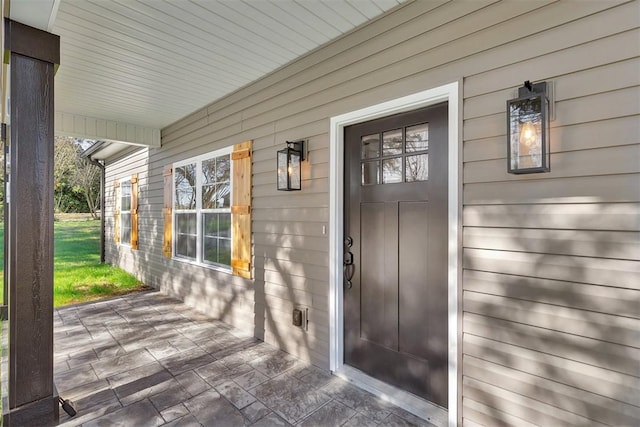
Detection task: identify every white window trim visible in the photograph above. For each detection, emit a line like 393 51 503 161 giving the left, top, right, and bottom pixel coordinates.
119 179 132 247
329 82 460 426
172 146 233 273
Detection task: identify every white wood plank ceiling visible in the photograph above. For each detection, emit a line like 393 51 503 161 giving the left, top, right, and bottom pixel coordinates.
13 0 408 132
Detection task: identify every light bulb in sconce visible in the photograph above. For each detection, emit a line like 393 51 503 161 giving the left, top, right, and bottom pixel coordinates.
519 121 538 147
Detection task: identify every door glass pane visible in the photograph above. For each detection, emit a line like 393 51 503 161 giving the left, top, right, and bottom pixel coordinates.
406 123 428 152
361 161 379 185
382 157 402 184
361 133 380 159
383 129 402 156
406 154 428 182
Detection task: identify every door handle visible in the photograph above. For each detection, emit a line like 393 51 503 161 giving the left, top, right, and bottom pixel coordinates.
344 251 354 289
344 252 353 266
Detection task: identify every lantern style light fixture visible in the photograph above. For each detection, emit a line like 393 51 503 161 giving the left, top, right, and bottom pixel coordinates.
277 140 306 191
507 80 551 174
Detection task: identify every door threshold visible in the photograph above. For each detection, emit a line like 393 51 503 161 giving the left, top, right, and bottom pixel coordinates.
334 365 448 427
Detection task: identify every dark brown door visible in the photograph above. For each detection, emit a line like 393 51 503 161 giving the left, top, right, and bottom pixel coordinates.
344 102 448 408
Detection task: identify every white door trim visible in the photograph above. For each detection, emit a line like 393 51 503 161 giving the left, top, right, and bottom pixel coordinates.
329 82 460 426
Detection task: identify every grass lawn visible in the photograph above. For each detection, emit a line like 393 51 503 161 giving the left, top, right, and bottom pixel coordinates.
0 220 147 307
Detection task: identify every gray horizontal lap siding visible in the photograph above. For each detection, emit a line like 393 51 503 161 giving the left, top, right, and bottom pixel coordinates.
104 0 640 425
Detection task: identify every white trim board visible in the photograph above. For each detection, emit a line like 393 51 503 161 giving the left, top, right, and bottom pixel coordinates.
329 82 460 427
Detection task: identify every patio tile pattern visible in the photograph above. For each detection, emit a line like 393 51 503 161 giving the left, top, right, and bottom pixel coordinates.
55 292 439 426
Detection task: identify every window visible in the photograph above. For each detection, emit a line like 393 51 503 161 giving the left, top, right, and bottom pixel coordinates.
173 147 232 269
120 179 132 245
114 175 139 249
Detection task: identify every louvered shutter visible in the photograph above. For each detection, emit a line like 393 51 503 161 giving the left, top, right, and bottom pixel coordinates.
231 141 252 279
162 164 173 258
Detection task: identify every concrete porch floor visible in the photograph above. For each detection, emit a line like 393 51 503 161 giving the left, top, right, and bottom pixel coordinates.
54 292 439 427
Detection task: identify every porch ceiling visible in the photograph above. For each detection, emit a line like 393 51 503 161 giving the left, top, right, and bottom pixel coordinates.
11 0 407 137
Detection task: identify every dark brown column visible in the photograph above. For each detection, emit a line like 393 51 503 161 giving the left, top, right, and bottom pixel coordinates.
3 19 59 426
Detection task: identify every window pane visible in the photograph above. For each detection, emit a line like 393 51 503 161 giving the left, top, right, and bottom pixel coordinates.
219 239 231 266
203 236 231 266
202 156 231 208
203 236 218 264
202 184 216 209
218 213 231 238
176 212 196 260
382 157 402 184
216 155 231 182
406 123 428 152
214 183 231 208
175 164 196 209
361 133 380 159
121 181 131 211
176 235 196 259
177 213 197 235
202 158 217 185
121 213 131 244
406 154 428 182
203 213 218 237
383 129 402 156
121 213 131 230
361 161 379 185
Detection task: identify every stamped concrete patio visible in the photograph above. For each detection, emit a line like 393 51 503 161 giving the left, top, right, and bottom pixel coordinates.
54 292 438 427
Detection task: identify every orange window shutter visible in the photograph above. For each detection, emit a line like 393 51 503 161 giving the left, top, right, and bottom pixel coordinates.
131 174 139 250
114 180 120 243
162 164 173 258
231 140 252 279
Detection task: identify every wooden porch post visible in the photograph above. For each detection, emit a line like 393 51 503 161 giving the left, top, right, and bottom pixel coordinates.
3 19 60 426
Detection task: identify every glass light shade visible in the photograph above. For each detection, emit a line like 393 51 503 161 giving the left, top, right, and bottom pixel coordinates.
277 146 302 191
507 83 550 174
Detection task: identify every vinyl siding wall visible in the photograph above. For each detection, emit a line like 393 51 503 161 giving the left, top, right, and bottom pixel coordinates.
105 1 640 425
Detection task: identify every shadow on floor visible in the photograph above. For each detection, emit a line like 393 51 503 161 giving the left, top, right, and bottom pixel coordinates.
54 292 438 426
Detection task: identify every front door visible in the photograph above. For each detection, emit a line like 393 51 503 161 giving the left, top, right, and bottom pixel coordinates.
343 102 448 408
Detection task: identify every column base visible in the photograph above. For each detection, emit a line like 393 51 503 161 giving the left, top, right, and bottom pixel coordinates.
2 390 59 427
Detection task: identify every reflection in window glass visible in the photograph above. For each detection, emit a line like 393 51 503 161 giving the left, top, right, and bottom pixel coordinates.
121 181 132 211
406 123 428 152
406 154 428 182
121 212 131 245
175 213 197 259
120 180 132 244
202 213 232 265
362 161 379 185
173 150 233 268
361 133 380 159
202 155 231 209
382 157 402 184
383 129 402 156
174 164 196 209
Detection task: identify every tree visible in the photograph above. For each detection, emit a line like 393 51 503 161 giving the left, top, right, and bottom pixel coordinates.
54 136 77 212
54 136 101 217
71 153 101 219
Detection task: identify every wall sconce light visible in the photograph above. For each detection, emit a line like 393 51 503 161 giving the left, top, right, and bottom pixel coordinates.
507 80 551 174
277 140 306 191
